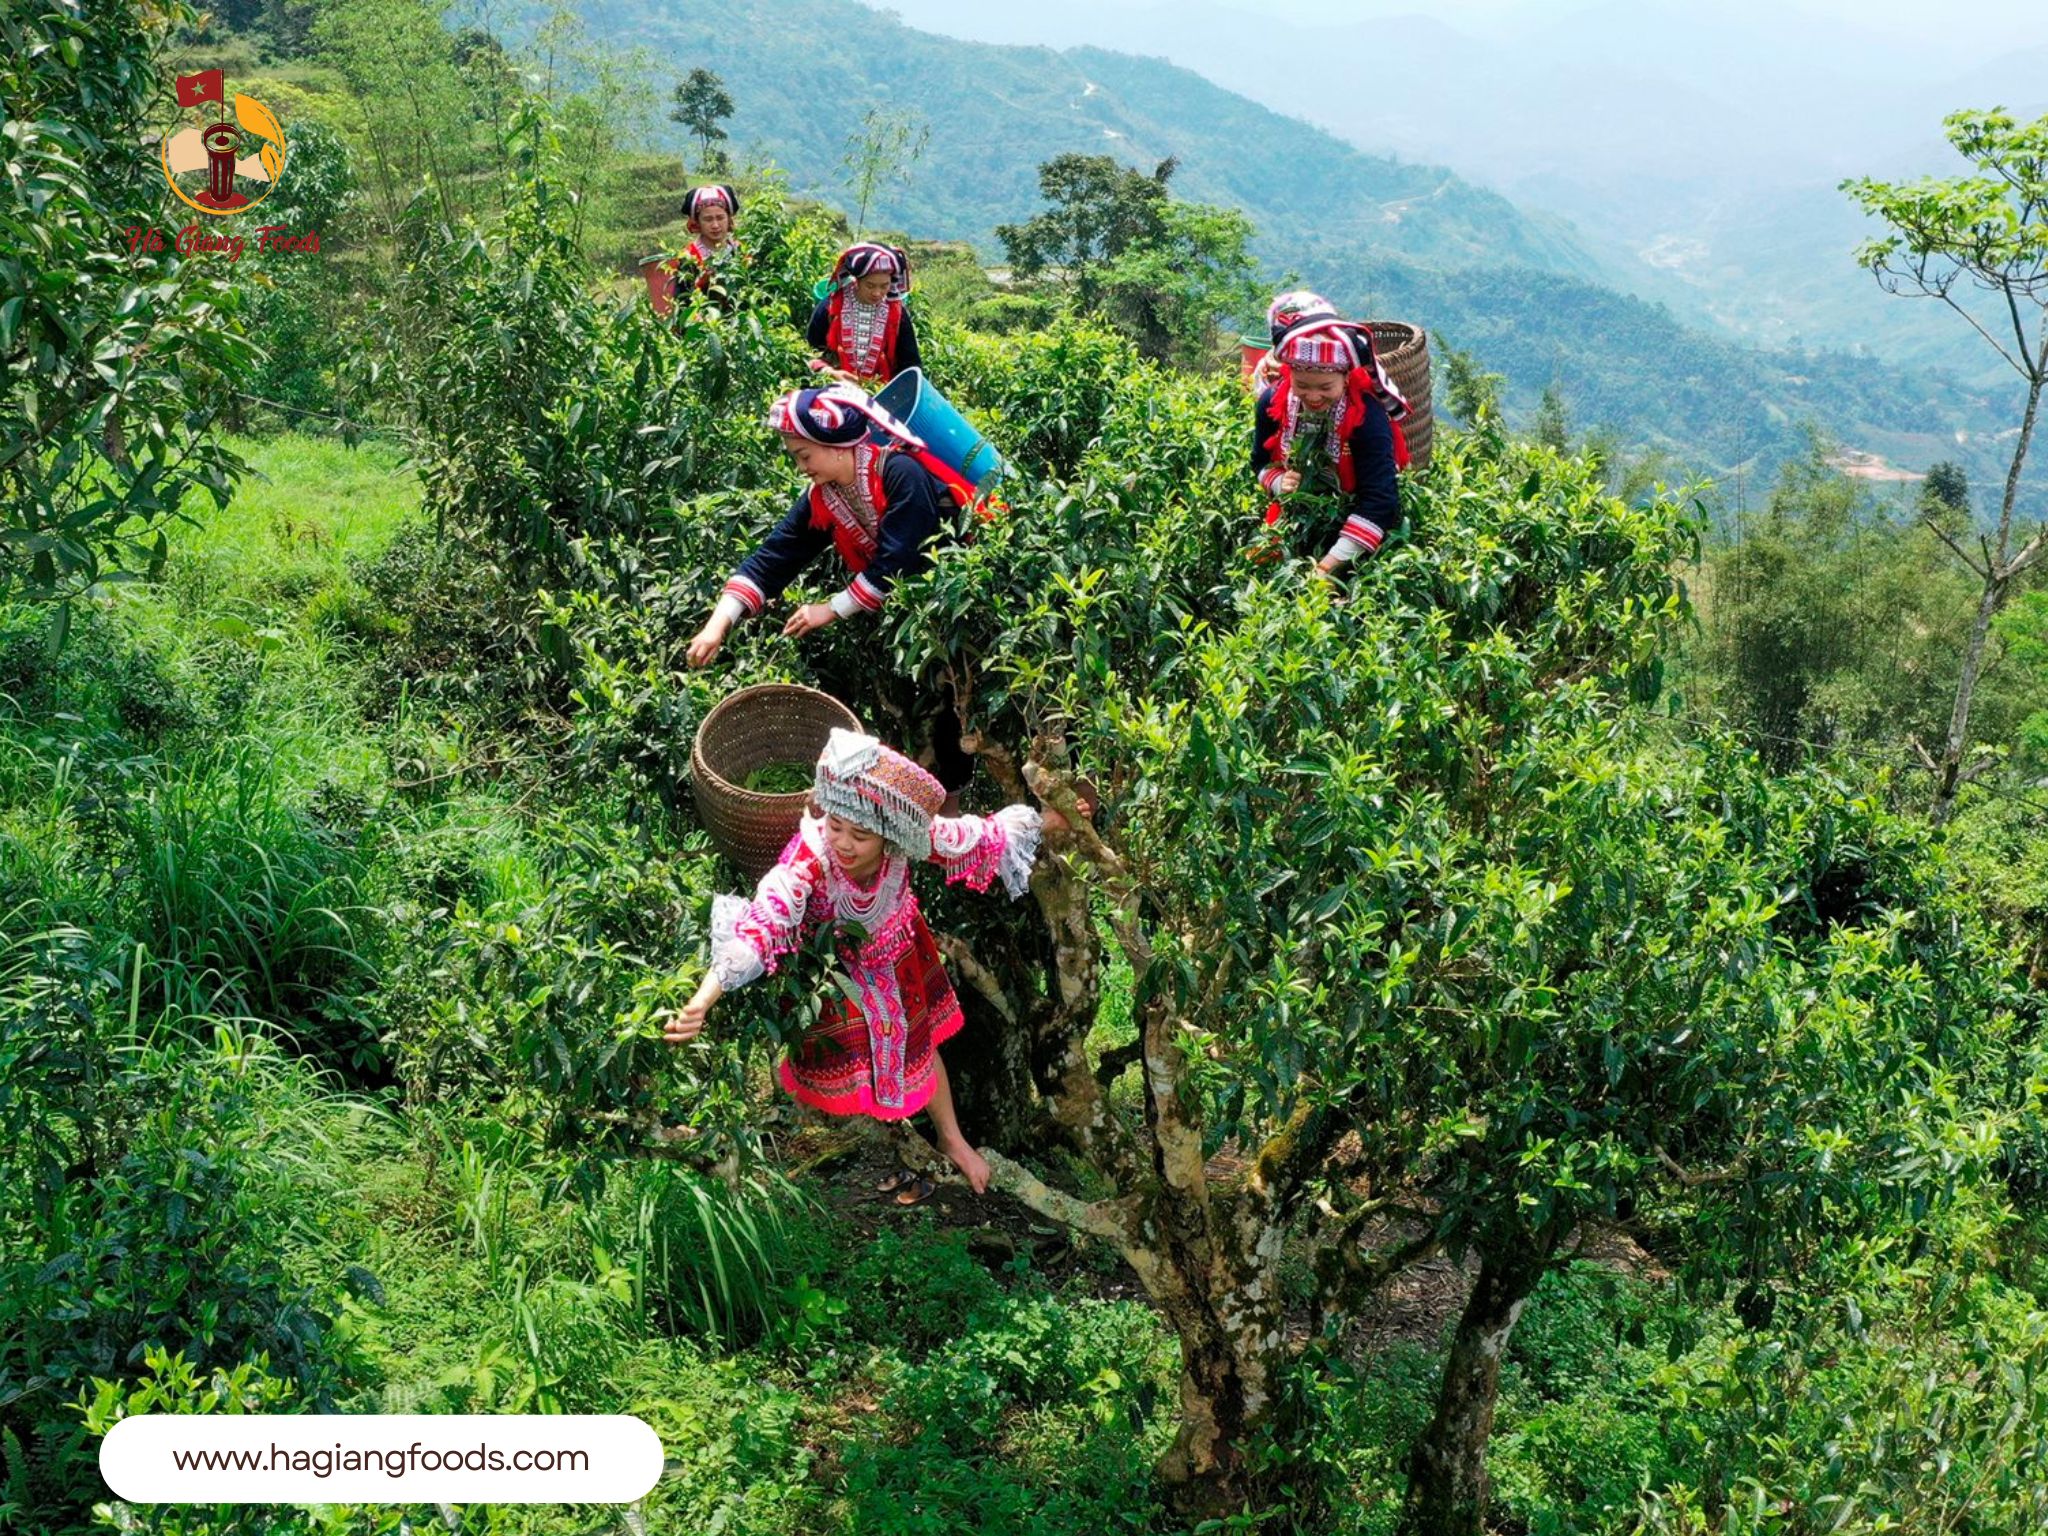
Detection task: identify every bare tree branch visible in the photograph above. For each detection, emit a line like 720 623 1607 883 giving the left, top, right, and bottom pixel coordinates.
1655 1144 1752 1189
980 1148 1136 1247
1921 510 1991 578
1095 1038 1144 1088
2009 525 2048 579
935 932 1017 1026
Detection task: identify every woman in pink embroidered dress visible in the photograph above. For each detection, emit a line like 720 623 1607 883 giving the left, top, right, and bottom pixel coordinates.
663 729 1075 1203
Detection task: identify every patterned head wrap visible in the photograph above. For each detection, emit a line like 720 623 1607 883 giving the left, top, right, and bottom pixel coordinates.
832 242 912 298
1273 316 1410 418
682 184 739 228
1267 290 1338 348
765 383 925 450
812 728 946 857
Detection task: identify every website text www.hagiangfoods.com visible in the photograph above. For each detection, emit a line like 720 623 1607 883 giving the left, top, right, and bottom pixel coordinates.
98 1415 662 1504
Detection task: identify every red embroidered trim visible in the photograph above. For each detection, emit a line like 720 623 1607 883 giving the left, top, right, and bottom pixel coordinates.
846 573 886 612
826 291 903 384
1342 517 1384 551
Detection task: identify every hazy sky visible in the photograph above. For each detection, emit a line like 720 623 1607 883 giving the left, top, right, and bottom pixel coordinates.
867 0 2048 62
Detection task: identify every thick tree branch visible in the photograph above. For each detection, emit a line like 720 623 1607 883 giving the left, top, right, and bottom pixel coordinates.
1248 1098 1336 1218
1315 1225 1443 1319
1023 759 1131 885
1096 1038 1144 1088
978 1148 1134 1245
935 932 1017 1026
2009 525 2048 579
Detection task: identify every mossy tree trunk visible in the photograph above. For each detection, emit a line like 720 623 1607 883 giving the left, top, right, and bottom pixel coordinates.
1398 1239 1554 1536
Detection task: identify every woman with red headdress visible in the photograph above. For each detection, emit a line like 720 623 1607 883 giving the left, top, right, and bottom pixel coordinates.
685 382 980 791
649 185 745 315
1251 290 1411 574
807 243 922 388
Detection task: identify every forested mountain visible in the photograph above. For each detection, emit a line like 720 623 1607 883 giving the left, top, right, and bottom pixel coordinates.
563 0 1605 281
550 0 2025 492
865 0 2048 387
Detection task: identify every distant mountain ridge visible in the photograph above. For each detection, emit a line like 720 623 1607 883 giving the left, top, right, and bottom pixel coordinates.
565 0 1608 282
528 0 2022 496
858 0 2048 388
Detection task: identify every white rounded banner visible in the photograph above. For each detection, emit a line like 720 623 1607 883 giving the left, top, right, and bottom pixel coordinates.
99 1414 664 1504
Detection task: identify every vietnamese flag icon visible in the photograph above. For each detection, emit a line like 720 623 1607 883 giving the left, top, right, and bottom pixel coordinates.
175 69 224 109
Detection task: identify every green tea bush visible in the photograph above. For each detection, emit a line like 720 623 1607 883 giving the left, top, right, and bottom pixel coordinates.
835 1225 1005 1353
1636 1271 2048 1536
376 105 825 596
837 1291 1174 1536
387 805 722 1149
925 316 1141 479
0 1014 358 1531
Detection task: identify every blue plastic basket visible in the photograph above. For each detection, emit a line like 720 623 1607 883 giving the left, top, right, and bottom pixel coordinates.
873 368 1004 489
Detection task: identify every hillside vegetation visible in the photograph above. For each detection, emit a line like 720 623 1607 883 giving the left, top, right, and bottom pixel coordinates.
555 0 2022 491
4 5 2048 1536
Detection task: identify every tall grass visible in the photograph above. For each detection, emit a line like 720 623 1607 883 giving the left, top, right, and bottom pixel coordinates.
630 1163 809 1347
117 743 376 1063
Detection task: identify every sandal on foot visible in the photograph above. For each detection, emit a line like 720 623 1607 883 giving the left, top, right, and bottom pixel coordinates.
875 1167 920 1196
891 1174 937 1207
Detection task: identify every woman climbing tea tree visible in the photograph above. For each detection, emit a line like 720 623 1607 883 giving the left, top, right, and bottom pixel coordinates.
662 729 1084 1205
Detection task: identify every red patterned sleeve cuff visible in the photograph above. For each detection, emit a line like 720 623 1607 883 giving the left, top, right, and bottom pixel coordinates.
1258 465 1286 493
1340 517 1385 553
842 572 886 613
722 575 764 615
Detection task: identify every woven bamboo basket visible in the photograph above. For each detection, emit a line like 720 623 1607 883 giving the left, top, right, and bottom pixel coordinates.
1366 320 1434 470
691 683 861 883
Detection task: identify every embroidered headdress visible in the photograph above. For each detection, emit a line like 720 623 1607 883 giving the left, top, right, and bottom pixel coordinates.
766 384 925 451
1272 316 1410 418
832 242 912 298
812 728 946 857
682 184 739 228
1267 290 1338 348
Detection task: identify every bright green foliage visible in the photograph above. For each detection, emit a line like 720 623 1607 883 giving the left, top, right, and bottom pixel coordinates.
1944 791 2048 1001
374 102 832 591
310 0 486 229
923 315 1139 478
1685 442 2042 777
0 1010 361 1526
6 14 2045 1531
1690 444 1984 769
1842 108 2048 824
671 67 735 170
841 107 929 240
392 807 725 1153
1997 586 2048 770
230 118 359 424
997 154 1260 366
885 357 2028 1512
1 0 253 604
1844 111 2048 385
1638 1268 2048 1536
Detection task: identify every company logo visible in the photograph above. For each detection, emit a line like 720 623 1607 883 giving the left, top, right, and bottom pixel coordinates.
161 69 287 217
